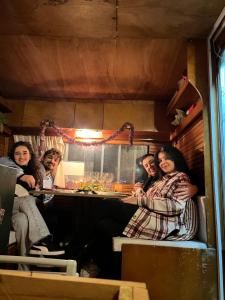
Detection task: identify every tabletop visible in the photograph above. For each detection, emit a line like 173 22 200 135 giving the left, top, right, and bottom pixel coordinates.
31 189 129 198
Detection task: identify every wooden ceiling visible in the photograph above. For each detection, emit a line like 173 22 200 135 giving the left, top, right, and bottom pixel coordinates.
0 0 224 102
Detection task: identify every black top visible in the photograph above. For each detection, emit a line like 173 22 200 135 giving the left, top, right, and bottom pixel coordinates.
143 175 158 192
17 164 36 191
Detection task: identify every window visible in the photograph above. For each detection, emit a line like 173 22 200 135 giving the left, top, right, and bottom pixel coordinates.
218 49 225 238
63 143 148 184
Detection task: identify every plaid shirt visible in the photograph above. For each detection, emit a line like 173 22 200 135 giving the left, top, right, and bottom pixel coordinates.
123 172 198 240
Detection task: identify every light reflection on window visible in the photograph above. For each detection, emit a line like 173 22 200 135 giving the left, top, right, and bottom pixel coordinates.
218 50 225 230
63 143 147 184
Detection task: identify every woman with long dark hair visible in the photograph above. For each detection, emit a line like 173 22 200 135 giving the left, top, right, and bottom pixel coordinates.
8 141 42 190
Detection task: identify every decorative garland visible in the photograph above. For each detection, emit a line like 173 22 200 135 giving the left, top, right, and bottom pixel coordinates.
39 119 134 155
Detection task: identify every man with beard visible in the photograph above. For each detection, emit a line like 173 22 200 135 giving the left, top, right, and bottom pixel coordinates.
40 148 62 203
37 148 69 247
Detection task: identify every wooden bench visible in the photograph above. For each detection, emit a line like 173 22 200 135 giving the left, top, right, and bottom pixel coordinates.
113 196 207 251
112 196 218 300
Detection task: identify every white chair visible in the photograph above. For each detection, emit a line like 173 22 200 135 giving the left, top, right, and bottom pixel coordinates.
0 255 78 276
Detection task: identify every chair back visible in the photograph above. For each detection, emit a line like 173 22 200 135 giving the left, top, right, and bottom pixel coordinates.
0 164 17 254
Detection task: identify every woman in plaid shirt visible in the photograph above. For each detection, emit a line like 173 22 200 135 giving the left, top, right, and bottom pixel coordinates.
79 145 198 277
122 145 198 240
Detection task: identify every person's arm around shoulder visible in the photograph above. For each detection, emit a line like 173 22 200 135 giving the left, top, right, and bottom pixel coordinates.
174 182 198 200
135 172 191 216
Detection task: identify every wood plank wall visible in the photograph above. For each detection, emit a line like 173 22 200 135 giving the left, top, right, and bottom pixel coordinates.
0 136 9 156
149 143 166 154
173 116 204 194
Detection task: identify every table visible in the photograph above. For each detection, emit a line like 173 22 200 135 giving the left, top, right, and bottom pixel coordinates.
31 189 128 198
32 189 128 259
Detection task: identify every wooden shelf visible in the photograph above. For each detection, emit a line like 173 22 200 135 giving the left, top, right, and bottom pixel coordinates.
167 79 202 116
0 102 11 113
170 100 203 141
0 124 12 136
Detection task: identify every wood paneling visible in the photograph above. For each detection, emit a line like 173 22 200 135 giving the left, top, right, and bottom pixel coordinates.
0 1 223 38
104 102 155 130
0 37 186 100
0 0 116 39
0 99 166 133
75 103 103 129
174 117 205 193
22 100 75 128
0 99 25 127
149 142 166 154
0 136 9 156
122 245 217 300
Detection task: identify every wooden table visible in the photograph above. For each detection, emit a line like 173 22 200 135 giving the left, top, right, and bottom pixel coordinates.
31 189 128 198
32 189 128 259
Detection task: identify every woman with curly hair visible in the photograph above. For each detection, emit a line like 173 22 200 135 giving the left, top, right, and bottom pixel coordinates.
0 141 64 265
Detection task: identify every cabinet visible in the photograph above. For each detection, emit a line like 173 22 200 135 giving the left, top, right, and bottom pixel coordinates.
167 79 203 140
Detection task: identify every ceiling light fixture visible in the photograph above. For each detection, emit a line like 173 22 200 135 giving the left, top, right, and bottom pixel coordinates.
75 129 103 139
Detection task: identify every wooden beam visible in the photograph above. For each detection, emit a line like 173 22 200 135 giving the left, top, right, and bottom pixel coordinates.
10 127 170 143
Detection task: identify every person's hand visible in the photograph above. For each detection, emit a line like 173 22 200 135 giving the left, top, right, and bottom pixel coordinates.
121 196 137 205
174 182 198 200
133 182 144 191
20 175 36 189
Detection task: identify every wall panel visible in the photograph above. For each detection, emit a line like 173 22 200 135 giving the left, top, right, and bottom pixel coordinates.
0 136 9 156
174 117 204 193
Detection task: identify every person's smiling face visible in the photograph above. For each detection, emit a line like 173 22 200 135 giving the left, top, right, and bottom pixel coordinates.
14 145 31 166
158 151 175 174
142 155 156 177
42 154 60 172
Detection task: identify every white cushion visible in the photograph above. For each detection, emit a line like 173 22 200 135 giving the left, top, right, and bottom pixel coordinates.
113 237 207 252
113 196 208 252
196 196 207 243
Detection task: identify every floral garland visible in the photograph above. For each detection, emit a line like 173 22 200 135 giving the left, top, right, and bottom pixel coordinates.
39 119 134 155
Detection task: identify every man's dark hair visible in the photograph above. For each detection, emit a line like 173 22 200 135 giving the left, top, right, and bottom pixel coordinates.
43 148 62 162
135 153 155 183
139 153 154 165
